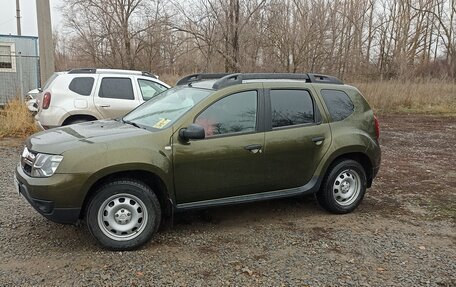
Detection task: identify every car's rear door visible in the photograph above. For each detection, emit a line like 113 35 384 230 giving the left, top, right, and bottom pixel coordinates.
93 75 141 119
262 83 332 191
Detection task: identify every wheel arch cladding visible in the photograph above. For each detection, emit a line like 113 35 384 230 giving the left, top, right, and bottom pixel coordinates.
323 151 374 188
80 169 172 221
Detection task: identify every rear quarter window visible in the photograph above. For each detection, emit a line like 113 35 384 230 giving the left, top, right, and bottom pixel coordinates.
69 77 95 96
321 89 354 122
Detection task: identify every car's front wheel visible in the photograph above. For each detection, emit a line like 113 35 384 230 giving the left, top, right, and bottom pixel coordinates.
86 179 161 250
316 159 367 214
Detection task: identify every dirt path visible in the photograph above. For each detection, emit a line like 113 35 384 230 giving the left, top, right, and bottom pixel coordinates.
0 114 455 286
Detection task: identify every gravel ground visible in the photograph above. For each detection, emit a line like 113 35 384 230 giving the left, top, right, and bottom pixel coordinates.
0 114 455 286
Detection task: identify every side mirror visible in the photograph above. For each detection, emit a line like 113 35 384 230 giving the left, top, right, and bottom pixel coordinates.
179 124 205 141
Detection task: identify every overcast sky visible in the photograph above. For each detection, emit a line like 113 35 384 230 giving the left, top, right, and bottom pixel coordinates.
0 0 63 36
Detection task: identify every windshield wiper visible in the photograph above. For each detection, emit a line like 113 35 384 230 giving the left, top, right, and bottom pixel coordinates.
122 119 141 129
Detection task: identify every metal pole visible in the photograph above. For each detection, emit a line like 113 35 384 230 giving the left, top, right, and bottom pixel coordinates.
16 0 21 36
36 0 55 86
18 53 24 101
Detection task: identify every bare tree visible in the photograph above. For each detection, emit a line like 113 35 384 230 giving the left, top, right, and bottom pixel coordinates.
56 0 456 80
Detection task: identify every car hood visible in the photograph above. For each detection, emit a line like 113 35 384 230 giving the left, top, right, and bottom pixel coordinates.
26 120 151 154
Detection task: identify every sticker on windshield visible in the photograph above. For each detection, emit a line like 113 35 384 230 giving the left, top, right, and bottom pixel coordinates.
153 118 171 129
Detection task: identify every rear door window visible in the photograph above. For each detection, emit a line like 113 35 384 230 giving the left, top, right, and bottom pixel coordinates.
270 89 314 128
69 77 95 96
321 89 354 121
99 77 134 100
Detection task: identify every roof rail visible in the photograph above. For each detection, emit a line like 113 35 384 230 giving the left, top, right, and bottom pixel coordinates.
68 68 96 74
212 73 343 89
176 73 230 86
212 73 314 89
307 73 343 84
141 71 158 79
176 72 343 89
67 68 158 79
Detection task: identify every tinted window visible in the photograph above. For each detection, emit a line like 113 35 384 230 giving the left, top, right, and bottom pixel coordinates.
195 91 257 137
99 78 134 100
321 89 354 121
270 90 314 128
69 77 94 96
138 79 168 100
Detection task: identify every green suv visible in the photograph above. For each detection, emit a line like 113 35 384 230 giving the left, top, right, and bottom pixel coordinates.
15 73 381 250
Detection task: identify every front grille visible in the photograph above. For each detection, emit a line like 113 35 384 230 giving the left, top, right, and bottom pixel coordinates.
21 147 36 176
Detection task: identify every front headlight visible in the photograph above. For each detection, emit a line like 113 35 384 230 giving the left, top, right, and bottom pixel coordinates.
31 154 63 177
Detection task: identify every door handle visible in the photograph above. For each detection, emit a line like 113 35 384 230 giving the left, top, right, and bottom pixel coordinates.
99 104 111 108
312 136 325 146
244 144 263 154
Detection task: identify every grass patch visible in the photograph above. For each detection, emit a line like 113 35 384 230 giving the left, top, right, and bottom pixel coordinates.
0 98 38 138
354 80 456 114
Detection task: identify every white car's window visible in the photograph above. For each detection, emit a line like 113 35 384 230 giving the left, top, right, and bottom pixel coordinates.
138 79 168 101
69 77 95 96
99 77 135 100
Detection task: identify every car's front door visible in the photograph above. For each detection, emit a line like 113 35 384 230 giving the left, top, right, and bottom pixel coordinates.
263 87 332 191
173 89 267 204
93 76 141 119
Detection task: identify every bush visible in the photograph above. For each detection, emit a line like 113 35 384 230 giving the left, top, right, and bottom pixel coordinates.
0 98 38 138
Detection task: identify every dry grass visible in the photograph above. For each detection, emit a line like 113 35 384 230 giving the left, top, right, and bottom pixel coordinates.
0 98 38 138
354 80 456 114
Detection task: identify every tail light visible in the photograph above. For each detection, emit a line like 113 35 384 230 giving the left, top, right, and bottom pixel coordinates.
374 114 380 140
42 92 51 109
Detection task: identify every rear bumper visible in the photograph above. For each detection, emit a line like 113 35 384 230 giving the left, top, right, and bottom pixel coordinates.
34 106 67 130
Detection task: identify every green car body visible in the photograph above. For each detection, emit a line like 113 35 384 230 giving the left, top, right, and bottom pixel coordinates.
15 73 380 249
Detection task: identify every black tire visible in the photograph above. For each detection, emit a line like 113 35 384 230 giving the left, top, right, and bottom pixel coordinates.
86 179 161 250
316 159 367 214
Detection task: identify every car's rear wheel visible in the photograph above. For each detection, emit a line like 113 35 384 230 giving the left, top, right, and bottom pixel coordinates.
316 159 367 214
86 179 161 250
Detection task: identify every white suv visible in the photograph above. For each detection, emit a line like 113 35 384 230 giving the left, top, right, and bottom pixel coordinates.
35 69 170 129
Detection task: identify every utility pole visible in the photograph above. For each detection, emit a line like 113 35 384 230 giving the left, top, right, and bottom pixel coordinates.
16 0 21 36
36 0 55 86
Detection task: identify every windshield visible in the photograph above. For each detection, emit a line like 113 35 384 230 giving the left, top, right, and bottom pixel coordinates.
123 86 213 129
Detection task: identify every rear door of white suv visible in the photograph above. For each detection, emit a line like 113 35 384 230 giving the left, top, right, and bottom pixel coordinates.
93 75 141 119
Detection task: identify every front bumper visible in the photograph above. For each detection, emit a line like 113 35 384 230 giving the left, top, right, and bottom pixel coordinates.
15 164 84 224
